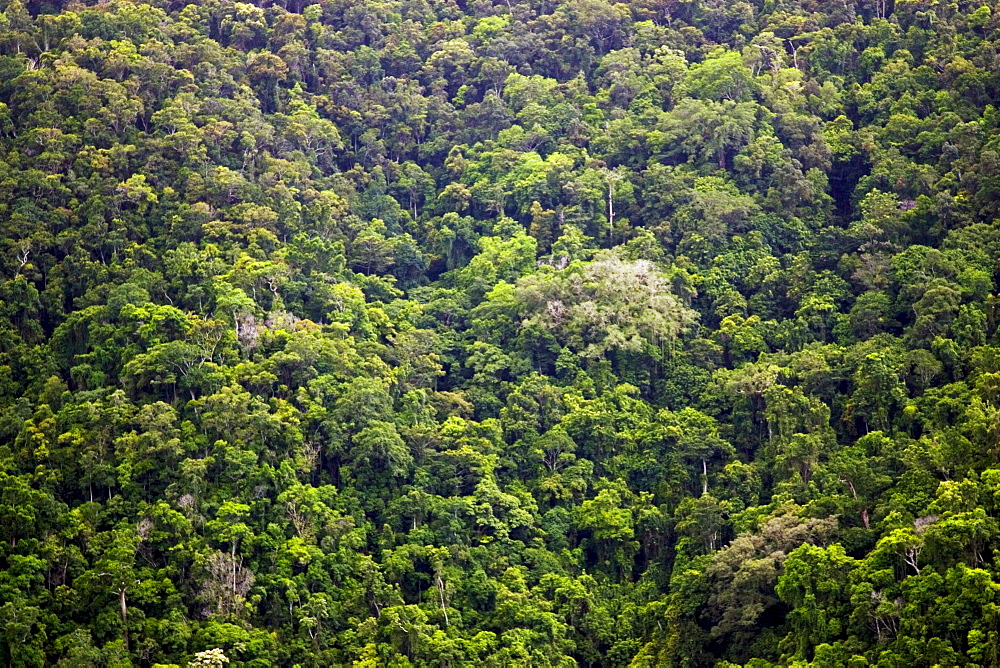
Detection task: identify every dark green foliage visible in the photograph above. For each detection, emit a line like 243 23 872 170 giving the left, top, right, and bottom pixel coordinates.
1 0 1000 665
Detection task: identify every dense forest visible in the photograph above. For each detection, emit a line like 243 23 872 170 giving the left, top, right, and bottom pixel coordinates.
2 0 1000 664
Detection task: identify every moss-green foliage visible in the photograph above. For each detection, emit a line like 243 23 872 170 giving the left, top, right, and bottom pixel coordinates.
1 0 1000 665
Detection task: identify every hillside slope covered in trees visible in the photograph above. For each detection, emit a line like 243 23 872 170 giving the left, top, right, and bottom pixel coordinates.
3 0 1000 665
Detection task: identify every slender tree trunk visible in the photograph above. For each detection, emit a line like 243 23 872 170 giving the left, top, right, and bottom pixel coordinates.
608 180 614 242
436 575 449 627
119 588 129 652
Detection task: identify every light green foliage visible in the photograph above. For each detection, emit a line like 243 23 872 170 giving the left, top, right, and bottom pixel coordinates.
0 0 998 666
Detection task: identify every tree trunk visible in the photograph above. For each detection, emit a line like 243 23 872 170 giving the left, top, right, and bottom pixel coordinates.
119 587 129 652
